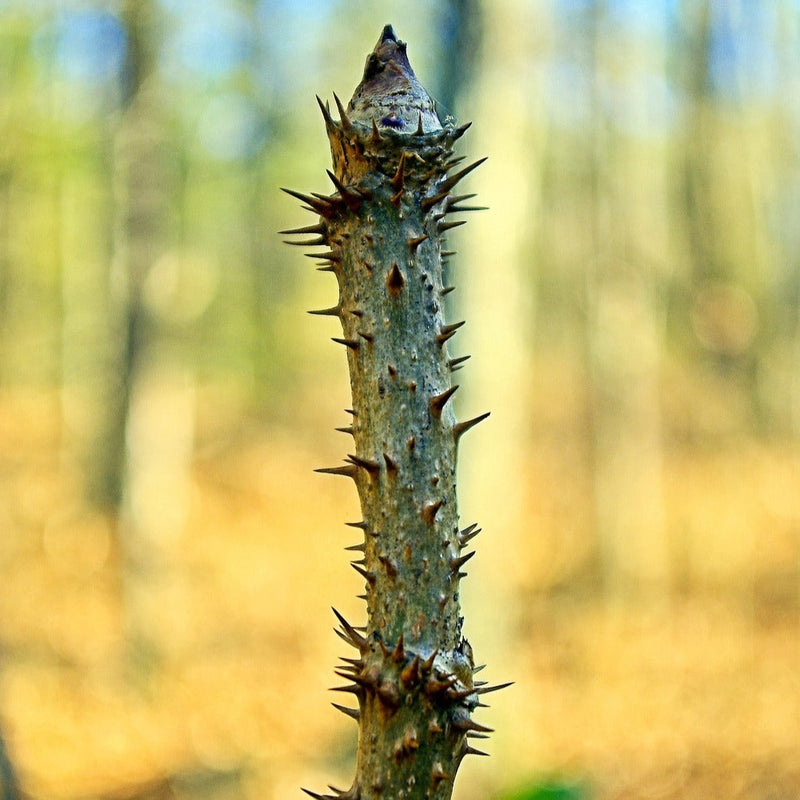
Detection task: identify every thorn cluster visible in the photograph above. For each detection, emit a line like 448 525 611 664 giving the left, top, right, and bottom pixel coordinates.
305 609 511 798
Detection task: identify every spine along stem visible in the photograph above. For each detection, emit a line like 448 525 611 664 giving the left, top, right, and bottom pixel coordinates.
283 25 506 800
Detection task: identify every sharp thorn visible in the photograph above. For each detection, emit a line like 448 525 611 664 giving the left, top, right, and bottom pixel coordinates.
421 191 450 211
430 385 459 418
329 682 361 694
315 95 335 130
338 655 364 667
325 169 349 195
351 563 377 583
415 111 424 135
442 320 466 335
451 121 473 140
346 453 381 476
407 234 429 251
315 464 358 480
442 285 456 296
283 236 328 247
446 192 486 213
331 702 360 721
431 764 452 786
326 170 362 211
447 686 477 701
281 187 340 219
335 426 354 436
279 223 326 236
448 192 477 203
387 261 406 293
476 681 514 694
383 452 398 475
421 499 444 525
437 322 465 346
333 93 356 136
332 669 362 685
401 656 421 687
439 156 487 193
280 186 322 205
452 716 494 734
391 633 405 662
448 355 471 369
421 649 438 673
332 607 368 649
459 523 482 546
450 551 476 571
439 219 467 233
390 153 407 189
308 305 341 317
454 412 491 442
332 337 360 350
444 156 467 170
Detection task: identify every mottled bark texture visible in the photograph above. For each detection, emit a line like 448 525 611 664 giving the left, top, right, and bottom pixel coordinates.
282 26 507 800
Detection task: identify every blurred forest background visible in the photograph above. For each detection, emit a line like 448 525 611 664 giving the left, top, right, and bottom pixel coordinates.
1 0 799 798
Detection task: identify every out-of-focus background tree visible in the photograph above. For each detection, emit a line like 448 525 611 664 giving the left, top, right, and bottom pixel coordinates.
0 0 798 798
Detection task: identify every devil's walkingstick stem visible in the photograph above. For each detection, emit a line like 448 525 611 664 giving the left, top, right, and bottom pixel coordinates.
282 26 508 800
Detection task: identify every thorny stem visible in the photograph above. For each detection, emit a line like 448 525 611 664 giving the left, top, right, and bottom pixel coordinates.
283 25 507 800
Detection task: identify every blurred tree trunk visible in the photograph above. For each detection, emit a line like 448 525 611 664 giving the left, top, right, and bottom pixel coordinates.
0 170 9 383
91 0 164 510
778 4 800 446
0 22 21 386
679 0 718 288
676 0 764 421
0 723 20 800
434 0 483 313
245 2 280 416
584 0 668 598
107 0 185 678
434 0 483 120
